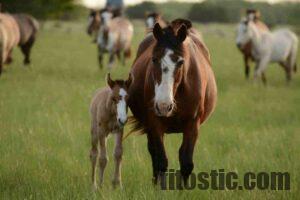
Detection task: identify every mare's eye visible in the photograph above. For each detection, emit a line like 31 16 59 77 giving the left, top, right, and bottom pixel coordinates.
152 57 160 64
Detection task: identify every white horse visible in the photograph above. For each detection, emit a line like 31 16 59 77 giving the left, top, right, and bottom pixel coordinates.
236 17 298 84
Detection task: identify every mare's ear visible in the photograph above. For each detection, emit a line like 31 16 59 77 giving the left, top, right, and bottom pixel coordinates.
153 23 163 41
125 73 133 88
177 24 187 43
107 73 115 89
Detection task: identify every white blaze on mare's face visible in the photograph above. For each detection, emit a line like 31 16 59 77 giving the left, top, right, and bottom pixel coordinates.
154 49 182 107
146 17 155 29
117 88 127 125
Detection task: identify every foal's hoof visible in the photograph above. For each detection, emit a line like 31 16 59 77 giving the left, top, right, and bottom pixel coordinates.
92 183 98 191
112 180 122 189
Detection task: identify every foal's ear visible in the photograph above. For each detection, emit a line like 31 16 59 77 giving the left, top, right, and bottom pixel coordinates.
107 73 115 89
125 73 133 88
177 24 187 43
153 23 163 41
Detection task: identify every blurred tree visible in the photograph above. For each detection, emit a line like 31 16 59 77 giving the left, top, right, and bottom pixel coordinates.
1 0 75 19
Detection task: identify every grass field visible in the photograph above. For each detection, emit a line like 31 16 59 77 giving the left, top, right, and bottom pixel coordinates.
0 20 299 199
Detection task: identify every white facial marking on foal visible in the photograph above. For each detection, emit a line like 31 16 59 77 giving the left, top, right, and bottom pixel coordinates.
146 17 155 28
117 88 127 124
154 49 182 105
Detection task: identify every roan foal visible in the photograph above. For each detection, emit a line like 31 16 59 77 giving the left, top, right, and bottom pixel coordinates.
90 73 132 189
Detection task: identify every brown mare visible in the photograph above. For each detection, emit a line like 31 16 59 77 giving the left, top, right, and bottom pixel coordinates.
128 19 217 185
145 12 168 32
237 9 269 81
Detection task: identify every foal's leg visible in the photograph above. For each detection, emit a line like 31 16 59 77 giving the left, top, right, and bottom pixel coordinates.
112 131 123 188
179 120 199 186
90 124 99 190
147 126 168 186
98 134 108 186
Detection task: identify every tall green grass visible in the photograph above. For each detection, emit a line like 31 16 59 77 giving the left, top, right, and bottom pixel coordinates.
0 20 299 199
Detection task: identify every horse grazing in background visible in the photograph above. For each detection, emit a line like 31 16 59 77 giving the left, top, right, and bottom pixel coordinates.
90 73 132 189
145 12 168 32
0 13 20 75
96 9 133 69
236 9 270 81
236 17 298 84
13 14 39 65
128 19 217 186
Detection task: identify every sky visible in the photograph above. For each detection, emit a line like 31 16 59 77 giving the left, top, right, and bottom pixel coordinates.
81 0 299 8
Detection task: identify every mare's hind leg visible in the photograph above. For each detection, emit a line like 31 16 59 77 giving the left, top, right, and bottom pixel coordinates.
90 125 99 190
98 134 108 186
20 36 35 65
179 120 199 186
112 131 123 188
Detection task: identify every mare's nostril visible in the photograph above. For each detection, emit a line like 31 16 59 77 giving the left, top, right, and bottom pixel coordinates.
155 103 161 114
167 104 173 112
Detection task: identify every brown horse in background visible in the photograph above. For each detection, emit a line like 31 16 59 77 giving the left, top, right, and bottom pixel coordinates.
13 14 39 65
237 9 269 81
0 13 20 75
128 19 217 185
0 12 38 75
145 12 168 33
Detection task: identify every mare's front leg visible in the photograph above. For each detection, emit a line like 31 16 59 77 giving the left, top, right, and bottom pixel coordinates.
147 122 168 186
112 130 123 188
179 119 199 185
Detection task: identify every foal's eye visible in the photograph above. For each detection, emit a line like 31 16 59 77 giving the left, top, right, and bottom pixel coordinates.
177 59 184 67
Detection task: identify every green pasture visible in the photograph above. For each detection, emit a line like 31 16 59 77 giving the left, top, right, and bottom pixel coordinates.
0 20 299 199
